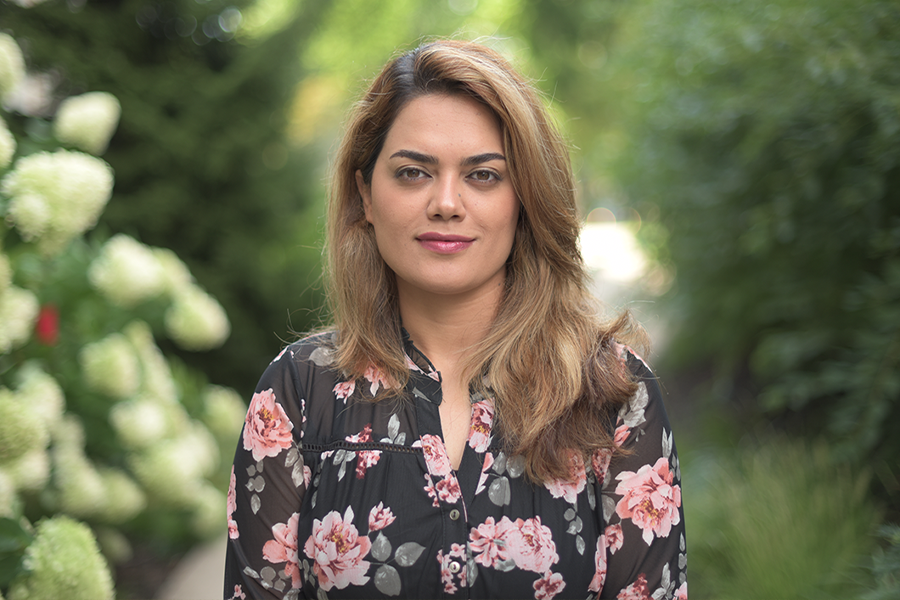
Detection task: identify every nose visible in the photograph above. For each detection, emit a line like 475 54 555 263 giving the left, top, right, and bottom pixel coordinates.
427 176 466 220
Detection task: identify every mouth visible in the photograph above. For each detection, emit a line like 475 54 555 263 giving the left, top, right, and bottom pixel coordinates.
416 232 475 254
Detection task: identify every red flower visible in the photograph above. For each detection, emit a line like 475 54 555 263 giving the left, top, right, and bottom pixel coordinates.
35 304 59 345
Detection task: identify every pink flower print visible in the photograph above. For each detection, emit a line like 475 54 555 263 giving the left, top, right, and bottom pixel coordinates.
533 571 566 600
333 380 355 402
345 425 381 478
303 507 372 591
506 516 558 573
227 466 238 540
468 399 494 452
243 389 293 461
367 502 396 532
405 353 423 373
588 534 607 593
476 452 494 495
592 447 612 487
437 550 458 594
272 346 288 363
436 476 462 504
614 423 631 447
228 584 246 600
363 363 391 395
424 474 440 507
675 581 688 600
617 574 650 600
303 464 312 488
469 516 515 568
614 457 682 545
419 434 454 478
355 449 381 479
544 450 587 503
605 524 624 554
263 513 301 588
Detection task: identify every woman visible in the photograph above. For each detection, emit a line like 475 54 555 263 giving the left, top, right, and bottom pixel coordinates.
225 39 686 600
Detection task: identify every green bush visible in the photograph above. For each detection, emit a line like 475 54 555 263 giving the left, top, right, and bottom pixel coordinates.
0 26 243 597
684 438 878 599
608 0 900 476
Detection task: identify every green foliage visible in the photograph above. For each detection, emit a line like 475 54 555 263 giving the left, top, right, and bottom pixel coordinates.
0 518 32 589
2 0 328 392
607 0 900 476
865 524 900 600
684 438 878 599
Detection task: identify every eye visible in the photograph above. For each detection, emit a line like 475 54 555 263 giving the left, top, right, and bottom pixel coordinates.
396 167 429 181
469 169 500 183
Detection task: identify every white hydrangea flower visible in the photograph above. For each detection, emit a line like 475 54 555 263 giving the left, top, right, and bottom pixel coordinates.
202 384 246 442
4 447 50 492
0 251 11 293
98 467 146 523
53 91 121 155
0 285 39 354
79 333 141 399
88 235 166 307
0 386 50 463
123 320 178 403
0 115 16 168
153 247 194 296
164 285 231 351
51 434 107 519
1 150 114 255
110 395 176 449
129 439 205 508
16 362 65 425
7 516 115 600
0 33 25 102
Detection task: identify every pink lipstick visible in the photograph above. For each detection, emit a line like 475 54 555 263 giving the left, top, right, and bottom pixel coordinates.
417 232 474 254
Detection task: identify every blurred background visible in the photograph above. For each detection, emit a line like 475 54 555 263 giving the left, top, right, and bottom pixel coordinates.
0 0 898 598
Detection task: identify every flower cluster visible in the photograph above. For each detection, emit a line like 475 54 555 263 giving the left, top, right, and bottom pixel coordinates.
87 235 231 350
6 516 115 600
79 332 141 399
165 285 231 350
0 33 25 101
88 234 167 307
2 149 114 255
0 115 15 168
0 284 39 353
54 91 121 155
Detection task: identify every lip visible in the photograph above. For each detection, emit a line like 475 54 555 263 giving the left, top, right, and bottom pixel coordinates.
416 232 475 254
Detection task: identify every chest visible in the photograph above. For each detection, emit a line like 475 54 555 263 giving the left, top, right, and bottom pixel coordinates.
296 380 606 599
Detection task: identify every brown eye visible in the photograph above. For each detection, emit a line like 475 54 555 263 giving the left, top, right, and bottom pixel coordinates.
398 167 427 180
470 169 499 182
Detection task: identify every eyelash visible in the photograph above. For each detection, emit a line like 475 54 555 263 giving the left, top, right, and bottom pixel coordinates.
394 168 501 183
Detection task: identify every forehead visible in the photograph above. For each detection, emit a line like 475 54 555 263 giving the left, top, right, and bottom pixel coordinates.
380 94 504 157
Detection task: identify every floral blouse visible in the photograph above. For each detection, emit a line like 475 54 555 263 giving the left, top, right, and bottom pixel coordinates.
224 333 687 600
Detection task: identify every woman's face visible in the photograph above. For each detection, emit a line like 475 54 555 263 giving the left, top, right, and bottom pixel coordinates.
357 93 520 305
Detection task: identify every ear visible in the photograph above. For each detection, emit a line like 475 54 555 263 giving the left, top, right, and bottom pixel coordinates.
356 170 373 223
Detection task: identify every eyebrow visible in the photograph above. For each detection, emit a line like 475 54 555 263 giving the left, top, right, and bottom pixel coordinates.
388 150 506 166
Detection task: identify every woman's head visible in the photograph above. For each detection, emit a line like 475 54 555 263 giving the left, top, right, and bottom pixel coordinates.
327 39 585 349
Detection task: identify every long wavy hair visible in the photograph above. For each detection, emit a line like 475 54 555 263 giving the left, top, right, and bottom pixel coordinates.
325 39 646 483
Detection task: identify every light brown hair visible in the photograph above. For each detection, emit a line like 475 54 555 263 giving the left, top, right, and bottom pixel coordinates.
325 39 645 483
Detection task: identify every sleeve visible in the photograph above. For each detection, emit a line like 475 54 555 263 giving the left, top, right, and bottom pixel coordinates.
224 347 309 600
599 356 688 600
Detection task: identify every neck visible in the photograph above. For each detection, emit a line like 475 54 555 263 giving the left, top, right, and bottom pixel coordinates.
398 284 502 378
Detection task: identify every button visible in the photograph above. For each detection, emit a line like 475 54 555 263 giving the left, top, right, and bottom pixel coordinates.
449 509 460 521
448 560 461 573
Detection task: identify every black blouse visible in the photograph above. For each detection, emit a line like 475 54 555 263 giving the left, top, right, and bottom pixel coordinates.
225 333 687 599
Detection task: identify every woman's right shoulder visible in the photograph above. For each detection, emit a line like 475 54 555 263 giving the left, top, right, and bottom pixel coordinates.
267 330 340 370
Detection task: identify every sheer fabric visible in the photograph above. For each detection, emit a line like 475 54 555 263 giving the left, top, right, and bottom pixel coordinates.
225 333 687 599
